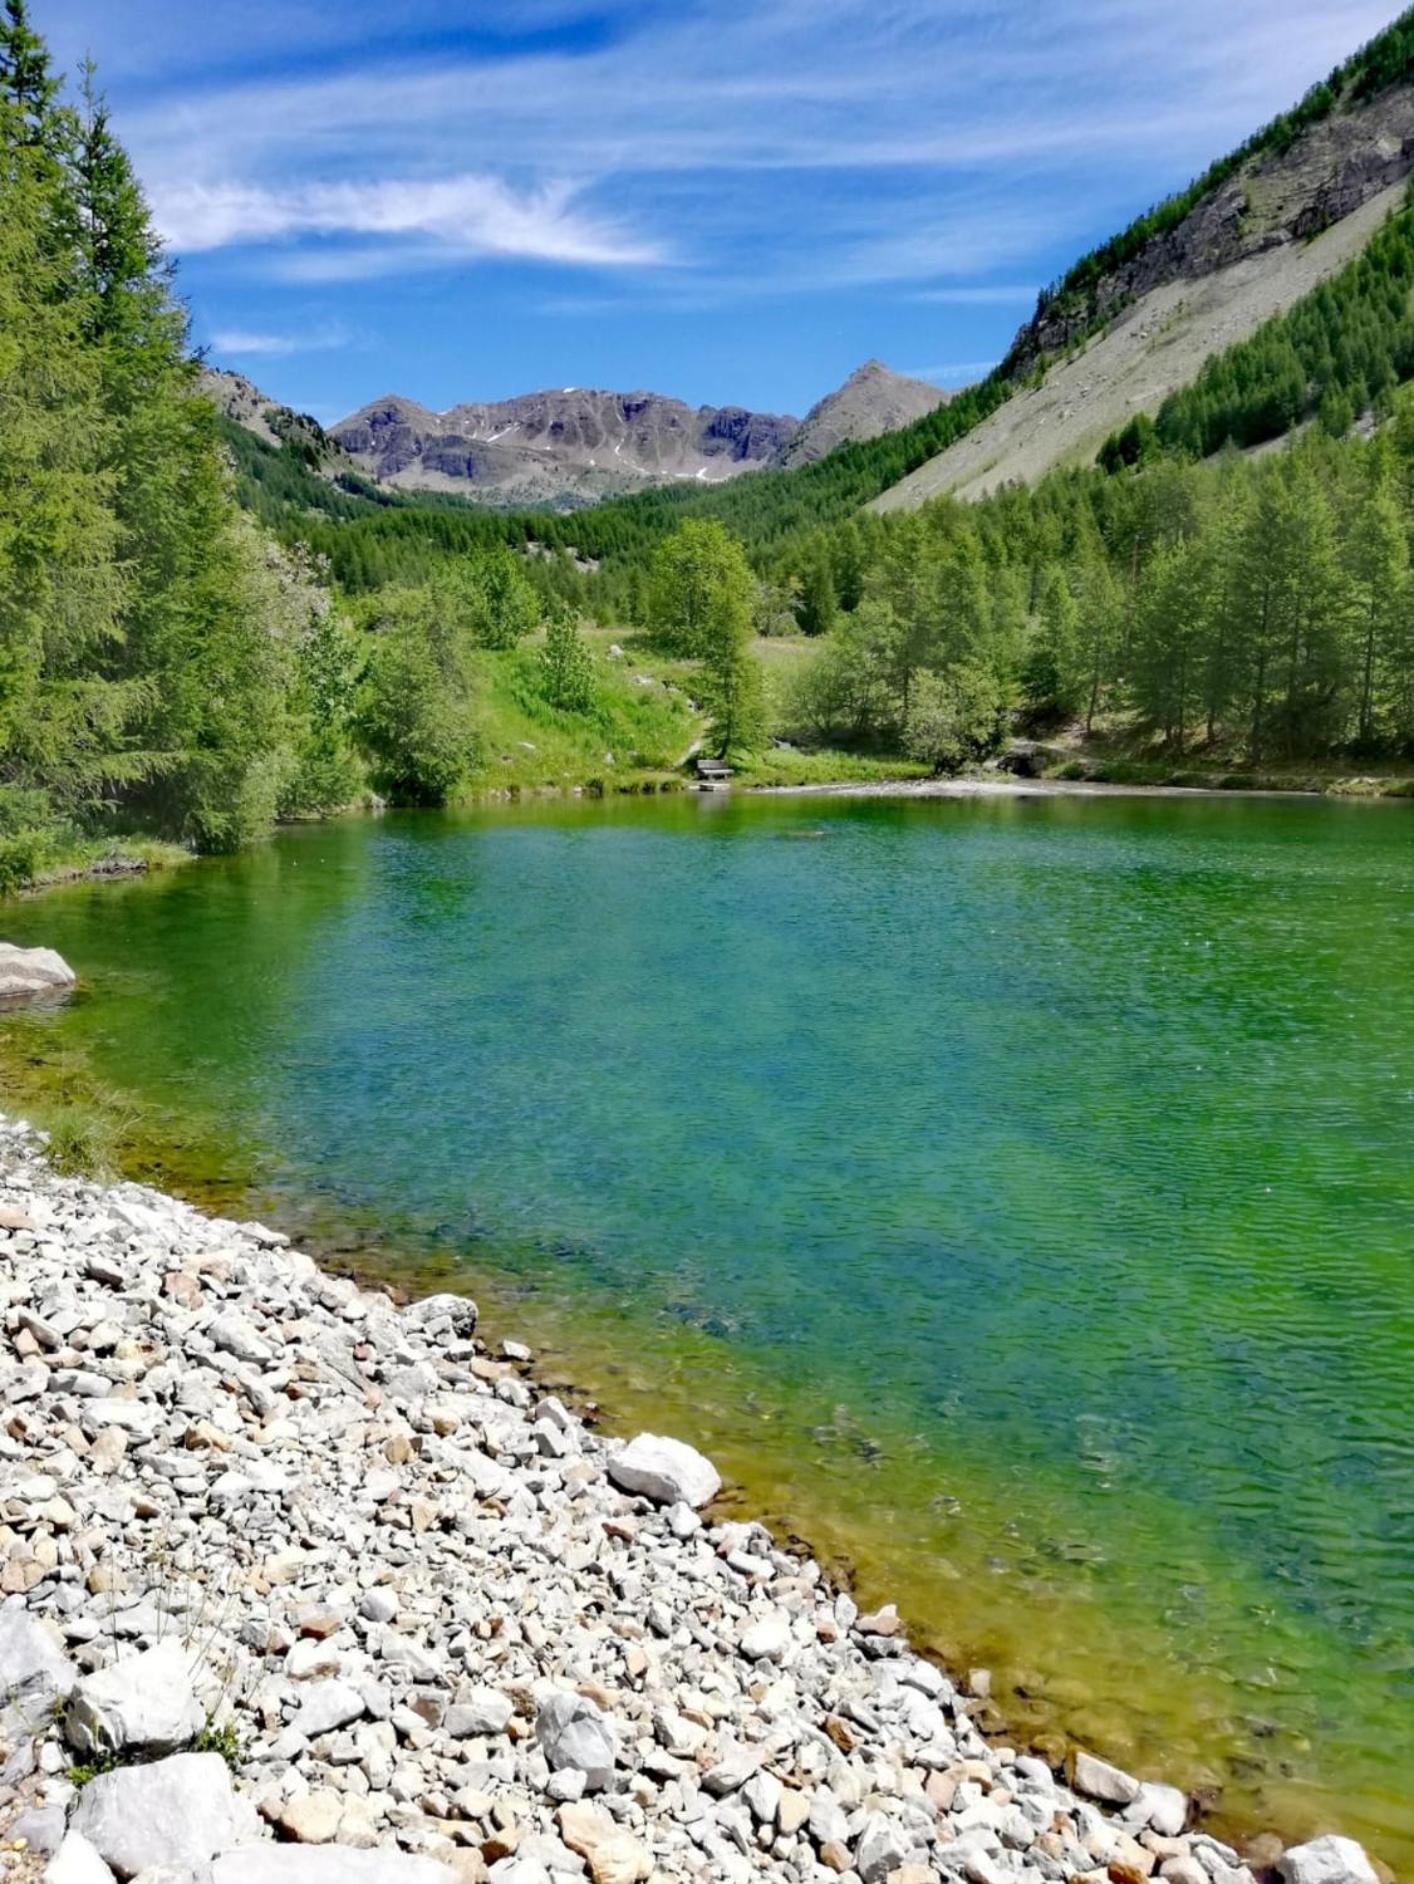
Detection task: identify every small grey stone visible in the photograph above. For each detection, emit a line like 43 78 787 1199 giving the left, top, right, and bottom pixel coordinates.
0 1603 79 1709
1072 1748 1140 1805
292 1679 366 1738
445 1687 512 1737
14 1803 67 1855
854 1812 910 1884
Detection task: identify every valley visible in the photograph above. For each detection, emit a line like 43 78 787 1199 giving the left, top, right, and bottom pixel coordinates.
3 7 1414 1883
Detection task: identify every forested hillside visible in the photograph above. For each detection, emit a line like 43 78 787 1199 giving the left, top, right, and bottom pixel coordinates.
3 0 1413 904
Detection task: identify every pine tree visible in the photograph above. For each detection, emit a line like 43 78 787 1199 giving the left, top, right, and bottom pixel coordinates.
541 603 595 713
1344 446 1409 747
797 550 838 637
0 1 60 144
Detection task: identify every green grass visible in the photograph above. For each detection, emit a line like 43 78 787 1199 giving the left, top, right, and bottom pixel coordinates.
0 1045 143 1179
462 630 701 793
1 830 193 898
735 749 932 787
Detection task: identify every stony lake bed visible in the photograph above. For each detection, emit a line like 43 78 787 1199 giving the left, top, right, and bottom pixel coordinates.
0 791 1410 1875
0 1118 1382 1884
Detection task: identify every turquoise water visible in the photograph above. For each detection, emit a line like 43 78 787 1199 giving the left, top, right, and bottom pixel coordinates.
3 790 1412 1861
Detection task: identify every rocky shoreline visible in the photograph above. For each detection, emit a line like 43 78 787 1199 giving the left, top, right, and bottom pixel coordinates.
0 1116 1381 1884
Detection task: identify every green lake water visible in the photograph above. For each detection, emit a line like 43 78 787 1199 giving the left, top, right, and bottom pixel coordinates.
3 790 1411 1864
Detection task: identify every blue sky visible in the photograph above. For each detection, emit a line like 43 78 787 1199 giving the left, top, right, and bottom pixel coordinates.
39 0 1402 423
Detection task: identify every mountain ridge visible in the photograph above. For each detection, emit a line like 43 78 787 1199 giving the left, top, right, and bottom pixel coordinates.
874 70 1414 511
779 360 950 468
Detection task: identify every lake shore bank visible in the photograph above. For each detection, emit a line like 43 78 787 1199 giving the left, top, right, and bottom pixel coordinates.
4 763 1411 905
0 1113 1375 1884
746 773 1414 804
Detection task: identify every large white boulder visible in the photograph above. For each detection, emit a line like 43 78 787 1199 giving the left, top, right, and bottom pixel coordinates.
606 1432 720 1508
66 1640 204 1759
1277 1836 1380 1884
0 943 75 1004
70 1752 255 1877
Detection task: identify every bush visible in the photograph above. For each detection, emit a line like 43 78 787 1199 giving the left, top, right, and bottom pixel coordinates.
903 664 1006 773
0 829 52 894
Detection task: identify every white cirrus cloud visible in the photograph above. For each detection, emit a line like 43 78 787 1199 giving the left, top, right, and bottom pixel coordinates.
209 321 352 355
153 173 663 270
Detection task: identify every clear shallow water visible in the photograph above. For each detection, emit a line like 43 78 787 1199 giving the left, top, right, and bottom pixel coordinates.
4 792 1412 1863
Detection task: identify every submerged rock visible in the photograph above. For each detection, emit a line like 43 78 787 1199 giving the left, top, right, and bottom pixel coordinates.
1072 1747 1141 1804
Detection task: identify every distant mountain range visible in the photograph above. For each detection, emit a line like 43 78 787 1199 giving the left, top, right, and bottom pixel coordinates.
203 360 949 508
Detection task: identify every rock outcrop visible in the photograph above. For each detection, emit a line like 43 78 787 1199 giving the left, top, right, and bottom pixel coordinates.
1005 84 1414 377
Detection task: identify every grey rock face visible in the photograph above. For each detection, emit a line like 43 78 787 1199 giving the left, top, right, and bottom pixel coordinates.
534 1690 617 1792
0 943 76 1005
330 387 800 506
70 1753 254 1877
66 1641 204 1759
780 360 949 467
1008 83 1414 372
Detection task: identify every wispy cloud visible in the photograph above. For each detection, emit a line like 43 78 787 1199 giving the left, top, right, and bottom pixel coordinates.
105 0 1395 300
209 321 353 356
157 174 661 271
903 360 1000 386
910 285 1040 306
